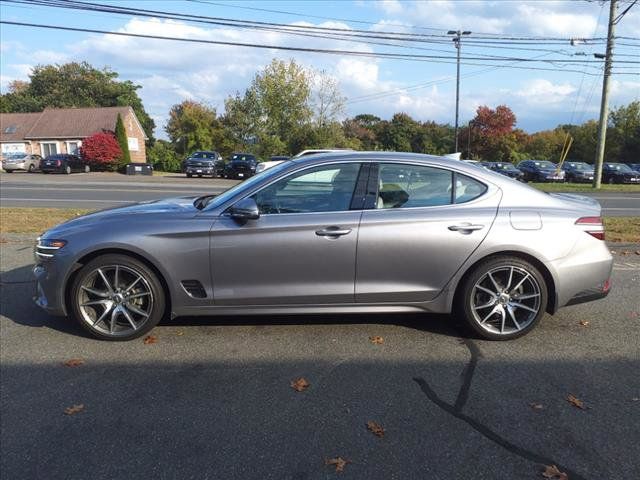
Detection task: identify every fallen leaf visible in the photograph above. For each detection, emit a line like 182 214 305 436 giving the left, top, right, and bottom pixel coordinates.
325 457 350 473
530 403 544 410
636 251 640 256
578 320 590 327
63 358 85 367
64 404 85 415
290 377 310 392
567 394 586 410
369 335 384 345
542 464 568 480
176 331 184 336
621 250 630 256
366 420 385 438
143 335 157 344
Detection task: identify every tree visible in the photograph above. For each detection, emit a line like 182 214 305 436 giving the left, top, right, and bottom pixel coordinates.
80 132 122 171
115 113 131 167
608 101 640 163
147 140 181 172
471 105 520 161
166 100 228 156
0 62 155 141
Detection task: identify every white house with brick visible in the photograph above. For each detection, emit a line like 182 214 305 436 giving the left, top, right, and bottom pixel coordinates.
0 106 148 162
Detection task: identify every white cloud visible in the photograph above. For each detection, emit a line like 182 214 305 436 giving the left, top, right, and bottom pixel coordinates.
377 0 404 15
515 79 576 104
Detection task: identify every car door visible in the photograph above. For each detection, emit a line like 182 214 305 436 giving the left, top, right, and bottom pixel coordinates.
355 162 500 303
210 162 367 305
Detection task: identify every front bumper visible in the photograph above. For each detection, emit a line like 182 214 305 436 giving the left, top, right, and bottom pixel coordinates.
185 166 215 175
33 264 67 316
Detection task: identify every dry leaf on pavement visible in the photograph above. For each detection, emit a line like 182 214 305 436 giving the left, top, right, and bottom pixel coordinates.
64 404 85 415
369 336 384 344
176 331 184 336
542 464 568 479
530 403 544 410
567 394 586 410
325 457 350 473
290 377 310 392
578 320 590 327
366 420 385 438
143 335 157 344
63 358 85 367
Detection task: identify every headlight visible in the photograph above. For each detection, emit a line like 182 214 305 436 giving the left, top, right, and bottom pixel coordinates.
35 237 67 261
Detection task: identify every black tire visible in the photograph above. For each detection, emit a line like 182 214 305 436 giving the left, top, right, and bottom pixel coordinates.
5 169 13 173
28 164 35 173
608 177 615 185
198 174 202 178
69 254 166 341
42 170 49 174
455 256 548 341
186 173 192 178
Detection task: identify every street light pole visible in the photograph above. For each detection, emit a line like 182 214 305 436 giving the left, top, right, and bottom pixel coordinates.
448 30 471 153
592 0 617 189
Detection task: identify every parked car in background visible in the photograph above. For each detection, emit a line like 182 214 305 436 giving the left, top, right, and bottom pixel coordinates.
224 153 258 179
627 163 640 173
482 162 524 180
33 152 612 342
183 151 223 178
602 163 640 184
517 160 565 182
1 152 42 173
40 154 89 174
561 161 595 183
255 155 291 174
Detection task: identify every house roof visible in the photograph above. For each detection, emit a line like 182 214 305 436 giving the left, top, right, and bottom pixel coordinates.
0 106 147 141
0 112 41 142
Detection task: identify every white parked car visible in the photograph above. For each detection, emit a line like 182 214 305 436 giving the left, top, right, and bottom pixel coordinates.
2 153 42 173
255 149 353 174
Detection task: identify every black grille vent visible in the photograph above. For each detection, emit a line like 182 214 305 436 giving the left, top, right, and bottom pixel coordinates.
181 280 207 298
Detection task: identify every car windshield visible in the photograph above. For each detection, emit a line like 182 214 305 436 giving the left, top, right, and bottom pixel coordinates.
607 163 633 172
496 163 517 170
231 154 255 162
190 152 216 159
199 161 291 210
533 161 556 169
567 162 592 171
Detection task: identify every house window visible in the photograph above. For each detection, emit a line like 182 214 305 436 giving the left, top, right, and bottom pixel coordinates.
3 125 17 134
66 141 80 154
40 142 58 157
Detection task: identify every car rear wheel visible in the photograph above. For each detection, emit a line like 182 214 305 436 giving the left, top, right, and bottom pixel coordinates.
186 173 192 178
65 165 71 174
28 164 35 173
456 256 547 340
70 254 166 341
84 165 90 173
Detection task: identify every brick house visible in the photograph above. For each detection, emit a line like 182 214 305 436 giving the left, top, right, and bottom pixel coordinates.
0 106 147 162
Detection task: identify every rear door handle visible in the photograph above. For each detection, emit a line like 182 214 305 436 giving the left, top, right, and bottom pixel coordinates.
448 223 484 232
316 226 352 237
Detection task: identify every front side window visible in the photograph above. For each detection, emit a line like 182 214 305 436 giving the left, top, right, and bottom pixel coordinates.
252 163 361 214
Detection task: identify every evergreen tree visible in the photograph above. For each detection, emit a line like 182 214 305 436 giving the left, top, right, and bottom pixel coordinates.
115 113 131 166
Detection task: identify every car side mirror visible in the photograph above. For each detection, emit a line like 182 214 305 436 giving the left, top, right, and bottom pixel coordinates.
228 197 260 221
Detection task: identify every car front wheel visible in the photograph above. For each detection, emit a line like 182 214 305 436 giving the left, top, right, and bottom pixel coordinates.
456 256 548 340
65 165 71 174
69 254 166 341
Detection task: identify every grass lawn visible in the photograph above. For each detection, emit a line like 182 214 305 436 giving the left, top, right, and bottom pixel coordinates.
1 207 638 243
530 182 640 193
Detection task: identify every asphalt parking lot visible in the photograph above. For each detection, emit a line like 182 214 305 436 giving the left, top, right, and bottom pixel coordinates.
1 236 639 480
1 171 639 215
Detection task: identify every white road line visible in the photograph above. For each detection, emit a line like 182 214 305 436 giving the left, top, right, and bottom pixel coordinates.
0 198 131 204
0 186 212 194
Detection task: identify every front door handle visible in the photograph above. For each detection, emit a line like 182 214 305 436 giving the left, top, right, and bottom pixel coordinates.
316 226 352 237
448 223 484 232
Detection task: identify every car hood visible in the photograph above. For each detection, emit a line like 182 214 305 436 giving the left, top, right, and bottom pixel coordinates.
44 197 199 236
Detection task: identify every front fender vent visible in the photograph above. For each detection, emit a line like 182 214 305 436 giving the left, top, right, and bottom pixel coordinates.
180 280 207 299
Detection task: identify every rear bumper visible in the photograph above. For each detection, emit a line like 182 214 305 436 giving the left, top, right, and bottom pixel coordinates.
565 280 611 306
2 162 28 171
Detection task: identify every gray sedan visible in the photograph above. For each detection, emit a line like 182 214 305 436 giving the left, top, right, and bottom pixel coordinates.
33 152 613 341
2 153 42 172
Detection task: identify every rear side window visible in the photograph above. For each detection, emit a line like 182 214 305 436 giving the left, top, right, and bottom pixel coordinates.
375 163 487 209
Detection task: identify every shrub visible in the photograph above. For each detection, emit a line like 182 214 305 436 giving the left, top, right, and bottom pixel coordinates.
80 132 122 171
147 140 181 172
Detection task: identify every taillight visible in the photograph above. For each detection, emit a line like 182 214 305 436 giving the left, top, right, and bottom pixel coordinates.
575 216 605 240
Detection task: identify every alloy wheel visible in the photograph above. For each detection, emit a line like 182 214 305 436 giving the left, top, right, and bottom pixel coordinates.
470 265 542 335
76 265 154 337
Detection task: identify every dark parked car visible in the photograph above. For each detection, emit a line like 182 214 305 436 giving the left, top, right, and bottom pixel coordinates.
40 154 90 174
516 160 565 183
224 153 257 180
183 151 223 178
482 162 524 181
602 163 640 184
561 161 594 183
627 163 640 173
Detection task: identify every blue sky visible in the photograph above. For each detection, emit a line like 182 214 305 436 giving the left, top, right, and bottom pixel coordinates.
1 0 639 139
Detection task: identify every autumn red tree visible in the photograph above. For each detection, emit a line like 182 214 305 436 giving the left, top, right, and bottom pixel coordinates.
80 132 122 171
470 105 521 162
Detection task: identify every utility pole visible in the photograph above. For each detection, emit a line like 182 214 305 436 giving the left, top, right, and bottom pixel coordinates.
448 30 471 153
593 0 617 189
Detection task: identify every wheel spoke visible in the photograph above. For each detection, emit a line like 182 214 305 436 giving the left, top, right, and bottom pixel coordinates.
120 307 138 330
81 286 109 298
481 305 500 324
124 275 142 294
110 307 120 334
510 273 530 293
114 265 119 291
97 268 114 295
475 285 496 296
81 299 111 307
487 272 501 292
499 306 506 333
506 267 514 290
127 292 150 300
510 301 538 313
126 303 149 318
506 304 521 330
474 298 496 310
93 304 113 326
513 293 540 301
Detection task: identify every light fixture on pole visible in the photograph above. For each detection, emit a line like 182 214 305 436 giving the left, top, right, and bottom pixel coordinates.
447 30 471 153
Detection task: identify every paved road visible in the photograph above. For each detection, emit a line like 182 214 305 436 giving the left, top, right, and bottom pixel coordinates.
1 172 639 215
1 236 639 480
